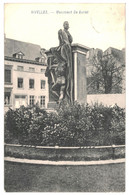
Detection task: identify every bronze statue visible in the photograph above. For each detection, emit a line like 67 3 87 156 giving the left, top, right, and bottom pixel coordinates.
45 21 73 104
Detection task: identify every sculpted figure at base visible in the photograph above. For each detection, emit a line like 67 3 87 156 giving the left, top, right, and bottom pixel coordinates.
45 21 73 104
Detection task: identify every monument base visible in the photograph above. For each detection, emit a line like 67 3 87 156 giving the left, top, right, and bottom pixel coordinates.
47 101 59 109
45 43 89 109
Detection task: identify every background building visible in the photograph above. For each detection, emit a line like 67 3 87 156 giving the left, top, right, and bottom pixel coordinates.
86 47 125 94
4 37 48 112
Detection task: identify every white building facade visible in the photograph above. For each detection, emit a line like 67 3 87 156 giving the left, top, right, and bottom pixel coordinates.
4 38 48 112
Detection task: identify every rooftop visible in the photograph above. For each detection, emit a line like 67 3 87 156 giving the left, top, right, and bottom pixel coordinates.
4 38 43 62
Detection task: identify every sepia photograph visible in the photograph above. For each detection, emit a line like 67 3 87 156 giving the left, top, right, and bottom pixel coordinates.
3 1 126 192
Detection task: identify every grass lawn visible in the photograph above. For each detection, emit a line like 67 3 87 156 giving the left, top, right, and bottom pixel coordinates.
4 161 125 192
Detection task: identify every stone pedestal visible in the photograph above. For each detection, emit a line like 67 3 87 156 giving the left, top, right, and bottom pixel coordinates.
72 44 89 103
45 43 89 108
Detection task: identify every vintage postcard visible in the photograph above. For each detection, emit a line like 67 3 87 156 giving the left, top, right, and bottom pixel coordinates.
3 1 126 192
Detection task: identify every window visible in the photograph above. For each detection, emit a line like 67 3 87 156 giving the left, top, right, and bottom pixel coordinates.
41 80 46 89
16 54 23 59
40 57 46 63
13 52 24 59
5 69 11 83
40 96 45 107
18 55 22 59
29 79 34 89
17 66 24 71
29 67 35 72
41 69 45 73
30 95 35 106
4 92 11 105
18 78 23 88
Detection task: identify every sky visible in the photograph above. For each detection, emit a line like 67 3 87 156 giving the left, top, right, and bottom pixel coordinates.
4 3 125 51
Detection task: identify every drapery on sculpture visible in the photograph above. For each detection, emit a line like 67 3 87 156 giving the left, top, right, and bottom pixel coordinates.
45 21 73 104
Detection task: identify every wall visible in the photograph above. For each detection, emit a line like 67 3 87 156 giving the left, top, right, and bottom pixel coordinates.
5 144 125 161
87 94 125 108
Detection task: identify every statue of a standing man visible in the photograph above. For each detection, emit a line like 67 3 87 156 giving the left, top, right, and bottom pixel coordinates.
49 21 74 103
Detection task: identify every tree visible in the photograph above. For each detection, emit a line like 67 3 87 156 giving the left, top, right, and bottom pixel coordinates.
87 47 125 94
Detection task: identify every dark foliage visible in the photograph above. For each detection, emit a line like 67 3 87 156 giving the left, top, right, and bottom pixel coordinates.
4 102 125 146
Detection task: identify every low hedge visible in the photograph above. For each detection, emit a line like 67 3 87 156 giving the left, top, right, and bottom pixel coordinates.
4 102 125 146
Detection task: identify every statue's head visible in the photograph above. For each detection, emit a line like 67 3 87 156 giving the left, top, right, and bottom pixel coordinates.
63 21 69 30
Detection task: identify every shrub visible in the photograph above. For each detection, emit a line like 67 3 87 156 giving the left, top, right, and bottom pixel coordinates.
4 102 125 146
4 105 47 145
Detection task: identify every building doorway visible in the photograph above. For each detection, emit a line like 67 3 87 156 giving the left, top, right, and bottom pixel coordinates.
15 95 27 108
